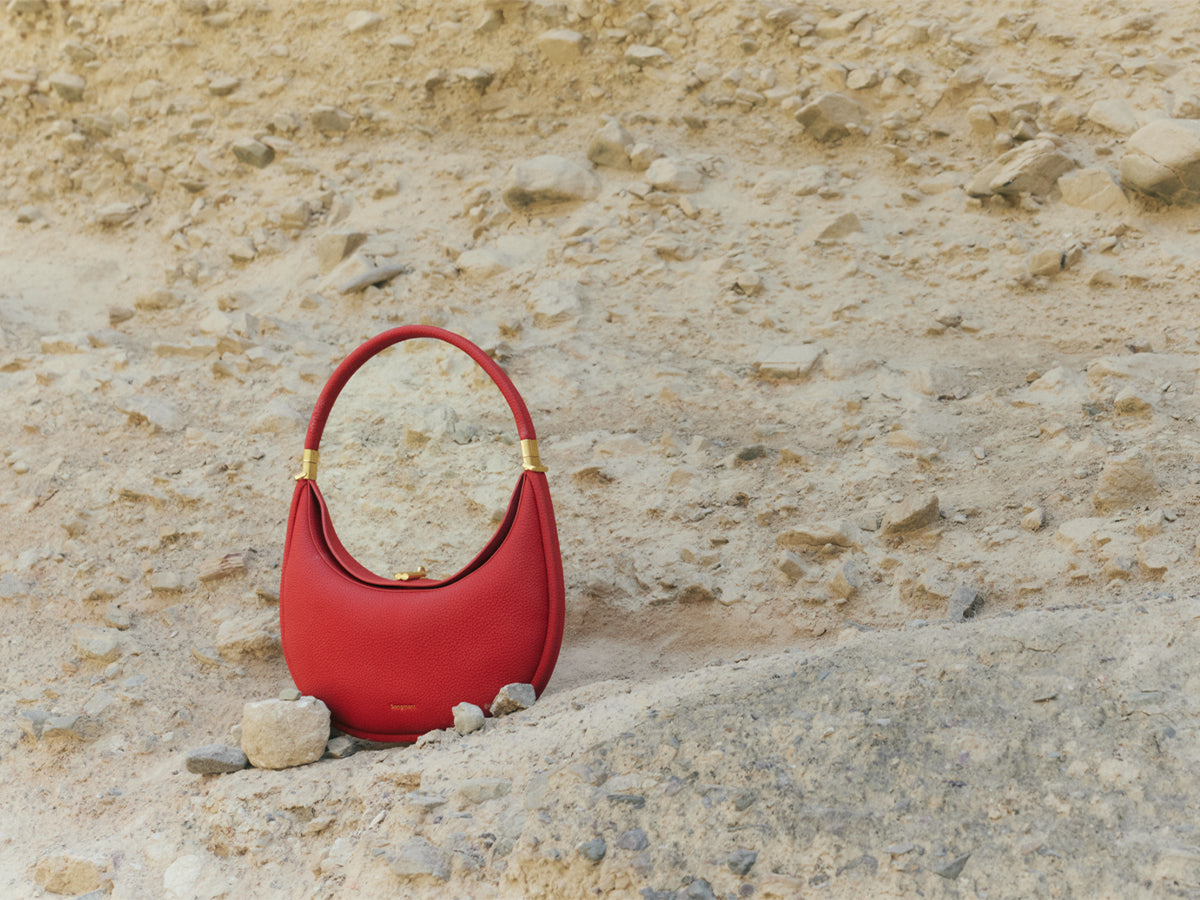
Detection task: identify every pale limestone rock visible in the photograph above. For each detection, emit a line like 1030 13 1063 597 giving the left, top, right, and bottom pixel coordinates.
1058 168 1130 214
185 744 249 775
754 344 824 381
794 92 869 142
1093 453 1157 511
1114 386 1154 415
32 853 107 895
645 157 702 192
345 10 382 33
311 105 353 133
216 610 281 661
231 137 274 168
625 45 671 68
456 247 511 279
529 279 582 327
48 72 85 102
240 696 330 769
1120 119 1200 203
502 155 599 210
1087 98 1139 135
163 853 232 900
587 119 635 169
73 627 122 663
881 494 940 535
537 28 584 63
776 521 861 550
490 682 536 716
458 777 513 803
966 139 1074 197
453 702 485 735
316 232 367 273
389 837 451 881
799 211 861 244
96 202 138 226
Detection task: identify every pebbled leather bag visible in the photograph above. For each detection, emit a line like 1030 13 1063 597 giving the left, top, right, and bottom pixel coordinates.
279 325 565 742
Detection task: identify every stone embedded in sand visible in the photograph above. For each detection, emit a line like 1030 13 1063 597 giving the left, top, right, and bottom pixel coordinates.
73 627 122 662
777 521 860 550
389 837 451 881
1087 98 1139 135
311 105 353 133
216 610 281 661
578 837 607 863
645 157 702 192
48 72 85 102
1058 167 1129 214
501 155 599 210
799 211 862 244
966 139 1074 197
240 696 330 769
96 201 137 226
794 92 869 142
1093 453 1158 511
882 494 940 535
625 44 671 68
947 586 984 621
458 777 512 804
452 702 485 735
754 344 824 381
1120 119 1200 203
490 683 536 717
115 395 185 432
32 853 107 895
587 119 635 169
185 744 249 775
232 138 275 168
538 28 584 63
315 231 367 273
345 10 382 33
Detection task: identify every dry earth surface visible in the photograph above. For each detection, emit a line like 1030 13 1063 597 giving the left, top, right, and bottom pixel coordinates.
4 0 1200 897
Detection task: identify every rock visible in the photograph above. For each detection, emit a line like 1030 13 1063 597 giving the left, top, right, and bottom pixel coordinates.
32 853 107 895
587 119 635 169
829 559 865 599
776 521 860 550
389 837 450 882
232 138 274 168
197 552 246 582
311 105 353 133
753 344 824 381
1029 248 1064 277
216 610 281 661
537 29 584 63
502 155 599 210
645 157 702 192
240 696 330 769
881 494 940 535
162 854 231 900
114 396 185 432
316 232 367 273
728 848 758 876
947 586 984 621
279 687 302 701
456 247 511 279
48 72 85 102
1058 167 1129 214
1120 119 1200 203
1022 508 1047 532
934 853 971 880
185 744 248 775
625 45 671 68
458 777 512 804
147 571 185 592
616 828 649 851
73 627 122 663
529 279 582 327
42 715 85 740
1093 453 1158 511
776 550 807 582
799 211 862 244
96 202 138 226
325 735 357 759
1087 98 1139 135
966 139 1075 197
578 838 607 863
207 75 240 96
337 262 408 294
1114 386 1154 415
490 682 536 716
345 10 382 33
452 702 485 735
794 92 869 142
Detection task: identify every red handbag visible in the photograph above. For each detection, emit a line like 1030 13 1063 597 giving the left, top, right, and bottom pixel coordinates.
279 325 565 742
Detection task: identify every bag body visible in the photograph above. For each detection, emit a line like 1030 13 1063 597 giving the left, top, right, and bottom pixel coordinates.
279 325 564 742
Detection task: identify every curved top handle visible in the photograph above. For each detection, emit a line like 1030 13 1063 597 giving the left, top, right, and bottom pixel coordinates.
297 325 544 479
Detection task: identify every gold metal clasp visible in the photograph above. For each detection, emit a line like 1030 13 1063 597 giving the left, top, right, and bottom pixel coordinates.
521 439 548 473
394 566 427 581
295 449 319 481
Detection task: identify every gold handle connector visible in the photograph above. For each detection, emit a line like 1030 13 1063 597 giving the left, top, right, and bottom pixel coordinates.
394 566 427 581
521 439 548 473
295 449 319 481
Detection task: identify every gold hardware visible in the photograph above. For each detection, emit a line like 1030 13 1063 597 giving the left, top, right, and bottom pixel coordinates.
521 439 548 472
394 566 427 581
295 449 319 481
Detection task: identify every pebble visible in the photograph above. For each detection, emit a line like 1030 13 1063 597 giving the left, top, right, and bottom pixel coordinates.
753 344 824 381
794 92 869 142
453 701 485 735
311 106 353 133
337 262 408 294
1120 119 1200 203
324 735 357 759
197 552 246 582
587 119 636 170
502 155 599 210
185 743 249 775
147 571 185 592
616 828 649 851
389 837 451 882
538 29 584 64
946 586 984 621
32 854 107 895
1113 386 1153 415
232 138 274 169
966 139 1074 197
344 10 382 33
728 849 758 876
490 682 536 717
529 279 582 327
457 777 512 804
578 837 607 863
625 45 671 68
645 157 703 193
207 75 240 96
1021 508 1047 532
316 231 367 273
215 610 281 661
48 72 85 102
799 211 861 244
1058 167 1130 214
96 202 138 226
881 494 940 535
934 852 971 880
776 521 860 550
240 696 330 769
73 627 123 663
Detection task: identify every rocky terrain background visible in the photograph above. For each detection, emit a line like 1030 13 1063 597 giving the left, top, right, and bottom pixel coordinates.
3 0 1200 896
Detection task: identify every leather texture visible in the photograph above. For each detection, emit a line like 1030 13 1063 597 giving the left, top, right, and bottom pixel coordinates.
279 325 564 742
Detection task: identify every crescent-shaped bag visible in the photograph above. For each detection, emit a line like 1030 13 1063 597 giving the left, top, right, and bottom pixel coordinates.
279 325 565 742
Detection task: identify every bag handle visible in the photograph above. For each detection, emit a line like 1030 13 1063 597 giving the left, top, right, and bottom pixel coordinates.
295 325 545 481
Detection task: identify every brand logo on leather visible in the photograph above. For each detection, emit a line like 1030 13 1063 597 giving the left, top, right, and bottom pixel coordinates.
390 703 417 711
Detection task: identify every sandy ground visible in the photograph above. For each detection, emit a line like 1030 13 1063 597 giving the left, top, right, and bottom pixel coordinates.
3 0 1200 896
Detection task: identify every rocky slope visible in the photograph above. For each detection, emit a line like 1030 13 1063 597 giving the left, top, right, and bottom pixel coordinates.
3 0 1200 896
